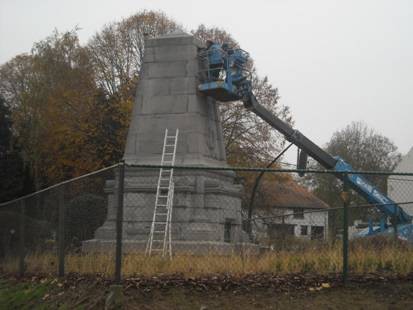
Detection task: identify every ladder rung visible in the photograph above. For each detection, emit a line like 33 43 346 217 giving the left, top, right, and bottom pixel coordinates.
148 128 177 256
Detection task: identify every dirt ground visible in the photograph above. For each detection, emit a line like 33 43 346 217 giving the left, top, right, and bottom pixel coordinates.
1 273 412 309
126 283 413 309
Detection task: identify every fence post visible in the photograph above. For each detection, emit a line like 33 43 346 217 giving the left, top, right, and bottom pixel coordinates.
18 199 25 277
115 161 125 284
58 186 65 277
341 178 350 285
393 207 399 240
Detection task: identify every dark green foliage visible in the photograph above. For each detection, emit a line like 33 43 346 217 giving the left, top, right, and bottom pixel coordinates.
0 96 28 203
0 209 52 258
65 193 107 245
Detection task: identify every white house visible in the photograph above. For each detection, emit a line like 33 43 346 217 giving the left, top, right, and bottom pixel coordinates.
388 147 413 216
254 181 330 241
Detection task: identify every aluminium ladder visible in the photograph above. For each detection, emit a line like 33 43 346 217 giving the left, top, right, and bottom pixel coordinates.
145 128 179 258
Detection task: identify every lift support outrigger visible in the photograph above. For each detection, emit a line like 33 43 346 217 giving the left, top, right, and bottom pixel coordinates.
198 41 413 241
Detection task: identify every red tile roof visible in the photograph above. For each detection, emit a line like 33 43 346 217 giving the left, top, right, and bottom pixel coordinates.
261 180 330 210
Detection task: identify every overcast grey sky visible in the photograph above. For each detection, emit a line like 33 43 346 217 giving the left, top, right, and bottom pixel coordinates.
1 0 412 164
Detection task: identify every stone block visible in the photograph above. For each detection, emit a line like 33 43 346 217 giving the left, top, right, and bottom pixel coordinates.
170 77 197 95
146 35 199 48
187 95 207 115
185 59 199 77
152 45 198 62
140 79 170 97
143 47 155 62
147 61 187 78
142 95 188 114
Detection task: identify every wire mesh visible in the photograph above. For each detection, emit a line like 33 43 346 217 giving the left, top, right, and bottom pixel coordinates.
0 201 21 273
0 164 412 279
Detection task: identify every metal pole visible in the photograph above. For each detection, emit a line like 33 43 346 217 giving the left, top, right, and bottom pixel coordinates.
115 161 125 284
18 199 25 277
393 206 399 240
58 187 65 277
341 179 350 285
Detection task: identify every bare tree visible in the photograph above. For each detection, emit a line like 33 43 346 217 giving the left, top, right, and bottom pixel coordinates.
87 10 181 96
308 121 401 222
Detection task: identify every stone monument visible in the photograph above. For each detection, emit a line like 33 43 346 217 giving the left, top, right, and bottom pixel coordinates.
84 31 249 254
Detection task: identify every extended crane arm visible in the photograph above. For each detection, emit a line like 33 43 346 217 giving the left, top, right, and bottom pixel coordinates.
243 92 337 169
198 42 412 226
243 91 412 225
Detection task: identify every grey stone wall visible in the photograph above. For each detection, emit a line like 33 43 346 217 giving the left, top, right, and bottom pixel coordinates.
84 32 249 254
123 32 227 167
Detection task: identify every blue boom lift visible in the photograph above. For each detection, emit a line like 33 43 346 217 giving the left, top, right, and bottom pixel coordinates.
198 42 413 241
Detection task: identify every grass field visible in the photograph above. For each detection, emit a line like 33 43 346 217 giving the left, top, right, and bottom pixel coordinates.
2 238 412 277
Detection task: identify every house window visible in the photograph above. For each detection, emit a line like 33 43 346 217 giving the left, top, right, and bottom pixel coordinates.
293 208 304 219
311 226 324 240
300 225 308 236
224 219 232 243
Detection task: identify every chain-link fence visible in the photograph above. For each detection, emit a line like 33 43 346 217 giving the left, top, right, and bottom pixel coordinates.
1 163 412 283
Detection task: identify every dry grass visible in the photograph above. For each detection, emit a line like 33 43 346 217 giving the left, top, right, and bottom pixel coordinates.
2 238 412 277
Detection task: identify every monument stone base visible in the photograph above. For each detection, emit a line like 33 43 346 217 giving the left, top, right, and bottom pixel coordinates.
82 167 255 255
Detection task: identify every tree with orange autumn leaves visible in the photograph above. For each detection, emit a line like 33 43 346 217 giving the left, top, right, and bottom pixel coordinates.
0 10 293 217
0 30 132 189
